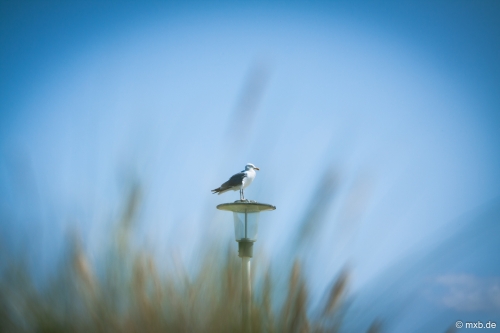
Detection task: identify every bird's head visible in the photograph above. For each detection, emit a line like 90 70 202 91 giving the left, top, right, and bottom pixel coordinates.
245 163 259 171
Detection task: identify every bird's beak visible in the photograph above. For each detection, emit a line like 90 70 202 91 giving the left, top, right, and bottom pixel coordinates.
254 167 260 171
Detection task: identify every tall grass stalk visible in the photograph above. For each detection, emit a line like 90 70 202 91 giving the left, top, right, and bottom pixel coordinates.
0 186 380 333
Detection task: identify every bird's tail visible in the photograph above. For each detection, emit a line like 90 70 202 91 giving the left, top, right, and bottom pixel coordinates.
211 187 229 195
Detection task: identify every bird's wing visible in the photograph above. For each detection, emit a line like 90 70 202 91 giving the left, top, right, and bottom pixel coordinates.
212 172 247 194
221 172 246 188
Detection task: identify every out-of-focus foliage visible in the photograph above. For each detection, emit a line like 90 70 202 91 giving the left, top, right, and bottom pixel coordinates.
0 185 379 333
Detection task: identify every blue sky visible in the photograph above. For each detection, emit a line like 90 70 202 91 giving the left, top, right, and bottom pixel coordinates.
1 1 500 331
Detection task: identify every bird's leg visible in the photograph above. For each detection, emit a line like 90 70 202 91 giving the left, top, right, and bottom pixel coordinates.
240 189 243 201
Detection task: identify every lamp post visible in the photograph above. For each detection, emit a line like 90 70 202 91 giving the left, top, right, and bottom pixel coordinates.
217 201 276 333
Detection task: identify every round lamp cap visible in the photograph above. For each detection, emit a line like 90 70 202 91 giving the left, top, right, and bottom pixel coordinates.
216 201 276 213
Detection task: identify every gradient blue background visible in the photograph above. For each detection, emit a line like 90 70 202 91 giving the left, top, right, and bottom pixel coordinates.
1 1 499 332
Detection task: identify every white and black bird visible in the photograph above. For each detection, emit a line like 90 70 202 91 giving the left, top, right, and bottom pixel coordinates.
212 163 260 200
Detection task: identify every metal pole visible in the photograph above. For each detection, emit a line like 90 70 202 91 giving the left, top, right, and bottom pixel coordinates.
244 210 248 238
242 256 251 333
242 210 251 332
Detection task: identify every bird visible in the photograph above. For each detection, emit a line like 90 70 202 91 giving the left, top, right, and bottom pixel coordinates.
212 163 260 201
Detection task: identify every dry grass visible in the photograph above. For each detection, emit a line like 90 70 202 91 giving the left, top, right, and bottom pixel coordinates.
0 185 381 333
